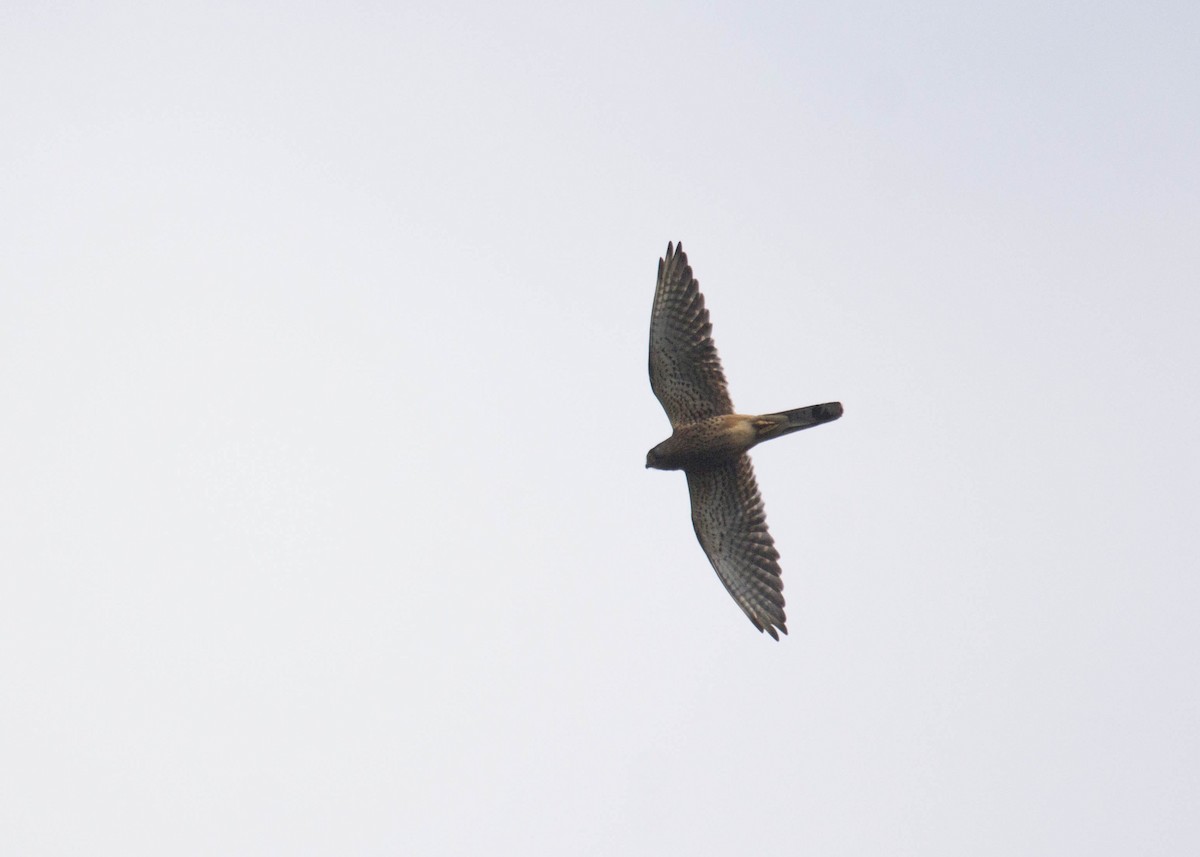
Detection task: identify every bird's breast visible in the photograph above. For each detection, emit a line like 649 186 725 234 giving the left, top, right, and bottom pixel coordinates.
650 415 759 470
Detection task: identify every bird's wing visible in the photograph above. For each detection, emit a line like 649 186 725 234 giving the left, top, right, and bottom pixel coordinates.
649 242 734 425
686 455 787 639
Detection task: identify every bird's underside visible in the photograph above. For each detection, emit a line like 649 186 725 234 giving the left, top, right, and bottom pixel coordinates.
646 241 842 639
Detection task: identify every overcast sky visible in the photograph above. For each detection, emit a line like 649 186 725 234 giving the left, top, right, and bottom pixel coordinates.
3 2 1198 855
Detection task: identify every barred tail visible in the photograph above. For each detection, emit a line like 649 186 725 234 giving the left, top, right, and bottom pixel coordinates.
757 402 843 440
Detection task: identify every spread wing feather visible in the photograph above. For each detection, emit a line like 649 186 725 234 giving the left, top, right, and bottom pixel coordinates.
686 455 787 639
648 242 734 425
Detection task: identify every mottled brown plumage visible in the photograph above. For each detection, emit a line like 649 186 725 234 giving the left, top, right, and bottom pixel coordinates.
646 241 842 639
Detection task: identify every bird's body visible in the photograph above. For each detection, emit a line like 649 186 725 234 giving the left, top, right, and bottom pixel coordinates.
646 414 758 470
646 406 843 471
646 242 842 639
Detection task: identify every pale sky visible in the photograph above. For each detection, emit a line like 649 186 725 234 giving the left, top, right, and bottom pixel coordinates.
3 2 1198 855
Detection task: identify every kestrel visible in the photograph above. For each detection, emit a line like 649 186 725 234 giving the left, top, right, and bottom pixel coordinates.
646 242 842 639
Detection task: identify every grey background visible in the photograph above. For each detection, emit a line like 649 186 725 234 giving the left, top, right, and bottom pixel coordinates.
3 2 1198 854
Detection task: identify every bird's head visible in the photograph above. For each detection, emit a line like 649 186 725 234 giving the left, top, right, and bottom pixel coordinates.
645 443 678 470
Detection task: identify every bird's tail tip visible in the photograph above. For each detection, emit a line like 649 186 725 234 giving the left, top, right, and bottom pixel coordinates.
816 401 843 421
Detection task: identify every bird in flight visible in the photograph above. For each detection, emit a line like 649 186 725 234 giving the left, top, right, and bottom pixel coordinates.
646 242 842 639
